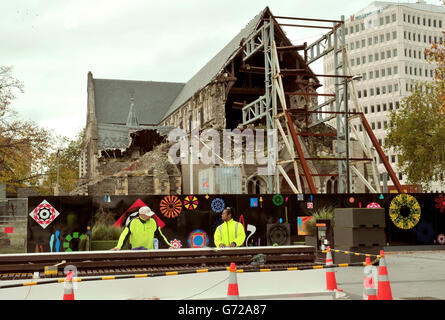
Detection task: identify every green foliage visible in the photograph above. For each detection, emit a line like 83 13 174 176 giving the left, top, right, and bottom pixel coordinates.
91 223 122 241
303 206 334 237
90 208 122 241
385 81 445 189
39 128 86 194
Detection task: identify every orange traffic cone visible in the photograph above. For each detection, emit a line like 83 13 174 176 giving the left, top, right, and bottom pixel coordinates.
363 257 377 300
227 262 240 300
63 271 75 300
377 250 393 300
325 246 340 291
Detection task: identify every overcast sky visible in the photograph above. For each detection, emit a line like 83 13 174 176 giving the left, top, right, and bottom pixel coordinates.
2 0 440 140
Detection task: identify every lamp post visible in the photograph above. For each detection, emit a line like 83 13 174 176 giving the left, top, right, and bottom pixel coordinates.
56 149 61 195
344 74 362 194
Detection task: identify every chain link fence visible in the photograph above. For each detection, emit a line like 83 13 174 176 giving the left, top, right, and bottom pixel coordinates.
0 198 28 253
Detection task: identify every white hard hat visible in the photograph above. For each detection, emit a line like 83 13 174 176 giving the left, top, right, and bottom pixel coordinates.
139 206 154 217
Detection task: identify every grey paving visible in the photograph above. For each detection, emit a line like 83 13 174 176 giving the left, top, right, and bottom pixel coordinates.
335 250 445 300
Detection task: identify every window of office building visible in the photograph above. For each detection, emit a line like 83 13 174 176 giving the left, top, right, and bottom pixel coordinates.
394 66 398 74
389 102 393 110
364 106 368 114
376 70 380 78
378 122 382 129
381 52 385 59
375 53 379 61
428 18 431 27
404 31 407 39
356 40 360 48
371 105 375 113
369 71 374 79
358 90 361 98
440 20 442 28
414 50 416 59
380 17 384 25
408 15 410 23
418 34 420 42
384 121 388 129
387 50 391 58
381 68 385 77
363 89 367 97
369 54 373 62
386 33 391 41
372 122 376 130
386 16 390 24
376 87 380 95
417 17 420 25
350 26 353 33
434 20 436 28
377 104 381 112
368 37 372 46
382 86 386 94
362 39 366 47
388 84 392 93
362 73 367 80
396 101 399 109
392 155 396 163
383 103 387 111
392 14 396 22
362 56 366 64
395 83 398 91
387 67 392 76
351 59 355 66
370 88 374 96
380 34 385 43
393 48 397 57
356 57 360 65
374 36 378 44
404 14 406 22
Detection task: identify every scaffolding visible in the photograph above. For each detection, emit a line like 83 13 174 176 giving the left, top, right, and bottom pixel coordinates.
240 14 403 194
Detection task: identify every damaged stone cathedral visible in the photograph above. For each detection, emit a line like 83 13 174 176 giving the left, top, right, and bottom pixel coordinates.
73 7 369 197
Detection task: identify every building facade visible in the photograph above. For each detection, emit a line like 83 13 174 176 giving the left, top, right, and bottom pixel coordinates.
323 0 445 192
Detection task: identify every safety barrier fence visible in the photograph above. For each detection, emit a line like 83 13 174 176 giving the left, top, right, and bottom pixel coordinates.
322 248 380 258
0 261 372 290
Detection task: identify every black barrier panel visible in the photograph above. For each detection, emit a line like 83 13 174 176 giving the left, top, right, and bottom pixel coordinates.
26 193 445 253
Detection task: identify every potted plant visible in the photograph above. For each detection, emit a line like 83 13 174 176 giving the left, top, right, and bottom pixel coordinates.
304 206 334 248
79 208 127 251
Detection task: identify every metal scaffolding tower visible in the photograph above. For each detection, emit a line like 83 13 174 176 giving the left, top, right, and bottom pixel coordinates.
240 14 403 194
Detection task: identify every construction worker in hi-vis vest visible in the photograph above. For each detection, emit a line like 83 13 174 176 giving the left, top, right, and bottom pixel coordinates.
214 207 246 248
112 206 169 250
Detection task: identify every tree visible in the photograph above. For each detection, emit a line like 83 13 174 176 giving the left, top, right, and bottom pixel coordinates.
385 33 445 190
0 66 53 193
39 129 86 195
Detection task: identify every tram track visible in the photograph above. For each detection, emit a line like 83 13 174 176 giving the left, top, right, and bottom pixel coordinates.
0 246 316 281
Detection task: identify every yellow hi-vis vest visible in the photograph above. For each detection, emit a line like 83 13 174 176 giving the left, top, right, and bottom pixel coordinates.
116 217 169 249
214 219 246 247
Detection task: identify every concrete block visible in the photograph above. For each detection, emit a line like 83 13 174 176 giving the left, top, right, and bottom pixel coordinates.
334 226 385 247
334 208 385 228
